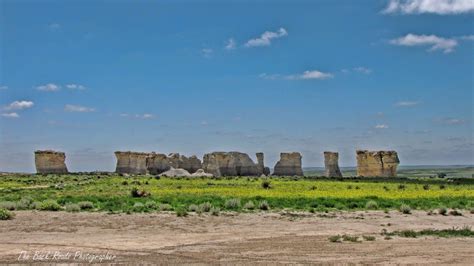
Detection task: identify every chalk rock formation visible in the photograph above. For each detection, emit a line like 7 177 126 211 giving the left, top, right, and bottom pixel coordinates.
273 152 303 176
115 151 149 174
160 167 191 177
324 152 342 177
356 150 400 177
167 153 202 173
191 169 214 177
202 152 262 177
116 152 202 175
34 150 68 174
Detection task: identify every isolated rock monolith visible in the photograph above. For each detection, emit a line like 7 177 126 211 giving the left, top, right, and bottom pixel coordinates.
115 151 149 174
202 152 261 177
356 150 400 177
34 150 68 174
324 151 342 177
272 152 303 176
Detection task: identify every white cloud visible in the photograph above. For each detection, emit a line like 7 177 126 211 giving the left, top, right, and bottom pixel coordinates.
64 104 95 112
245 28 288 47
395 101 420 107
120 113 155 119
286 70 334 80
1 112 19 118
258 73 281 80
48 23 61 30
66 84 86 90
4 100 34 110
375 124 389 129
36 83 61 92
383 0 474 15
353 67 372 74
201 48 213 58
459 35 474 41
0 85 7 90
225 38 236 50
390 34 457 53
438 117 465 125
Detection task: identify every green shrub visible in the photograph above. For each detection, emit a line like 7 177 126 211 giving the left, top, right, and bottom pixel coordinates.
225 198 241 209
39 200 61 211
449 209 463 216
145 201 158 210
131 187 150 198
210 207 220 216
328 235 341 242
199 202 212 212
243 201 255 210
78 201 94 210
65 203 81 212
0 208 14 220
438 207 448 215
362 235 376 241
342 235 360 242
176 208 188 217
17 197 33 210
365 200 378 210
159 203 172 211
188 204 199 212
258 200 270 211
399 204 411 214
261 180 271 189
30 201 41 210
132 202 145 212
0 201 16 211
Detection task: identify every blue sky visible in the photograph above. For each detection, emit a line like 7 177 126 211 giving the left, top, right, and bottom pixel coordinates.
0 0 473 172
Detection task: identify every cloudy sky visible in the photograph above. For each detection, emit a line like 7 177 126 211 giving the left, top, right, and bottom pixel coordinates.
0 0 473 172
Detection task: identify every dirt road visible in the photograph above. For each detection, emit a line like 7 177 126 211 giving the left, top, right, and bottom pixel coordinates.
1 210 473 264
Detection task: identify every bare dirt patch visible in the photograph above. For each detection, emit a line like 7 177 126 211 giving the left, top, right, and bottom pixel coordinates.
0 210 473 264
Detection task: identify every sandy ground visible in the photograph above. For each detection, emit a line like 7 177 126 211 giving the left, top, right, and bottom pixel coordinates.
0 210 473 264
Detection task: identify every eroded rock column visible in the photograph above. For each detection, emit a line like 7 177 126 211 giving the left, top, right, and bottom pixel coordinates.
35 150 68 174
324 151 342 177
272 152 303 176
356 150 399 177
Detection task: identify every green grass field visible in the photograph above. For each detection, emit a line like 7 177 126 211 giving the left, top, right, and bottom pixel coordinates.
1 173 473 214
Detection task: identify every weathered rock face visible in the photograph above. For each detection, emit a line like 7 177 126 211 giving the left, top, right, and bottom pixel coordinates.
115 152 203 175
272 152 303 176
115 151 149 174
202 152 262 177
35 150 68 174
324 151 342 177
356 150 400 177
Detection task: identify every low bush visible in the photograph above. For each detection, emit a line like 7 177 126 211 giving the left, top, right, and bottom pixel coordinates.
132 202 145 212
0 208 14 220
159 203 172 211
78 201 94 210
362 235 376 241
225 198 241 210
365 200 378 210
199 202 212 212
65 203 81 212
258 200 270 210
176 208 188 217
131 187 150 198
399 204 411 214
39 200 61 211
261 180 271 189
17 197 33 210
210 207 220 216
243 201 255 210
449 209 463 216
0 201 16 211
144 201 157 210
328 235 341 242
188 204 199 212
438 207 448 216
